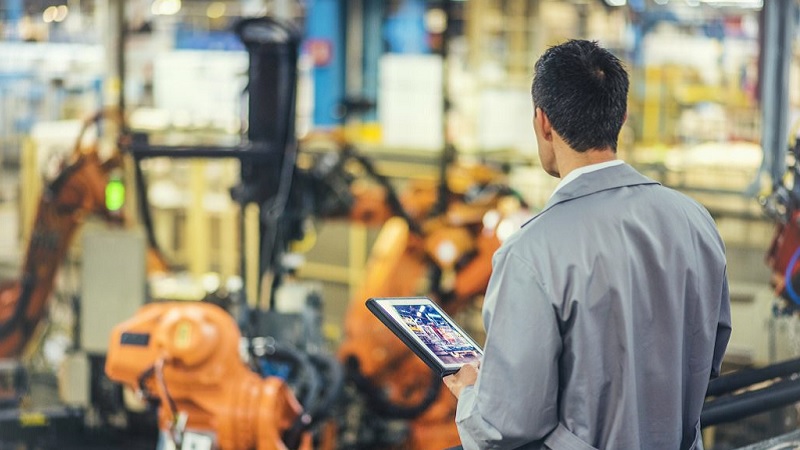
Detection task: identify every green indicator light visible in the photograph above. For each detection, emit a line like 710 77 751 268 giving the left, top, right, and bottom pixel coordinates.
106 179 125 211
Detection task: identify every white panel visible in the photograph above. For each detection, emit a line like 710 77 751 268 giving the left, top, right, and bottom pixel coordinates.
81 226 146 353
478 88 535 153
153 50 248 131
379 54 444 151
59 351 89 407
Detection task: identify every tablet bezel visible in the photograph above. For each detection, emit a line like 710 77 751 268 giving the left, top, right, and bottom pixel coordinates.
367 296 483 376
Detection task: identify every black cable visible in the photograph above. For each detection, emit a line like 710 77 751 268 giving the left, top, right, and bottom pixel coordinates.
135 362 179 421
256 342 321 414
153 359 179 423
346 148 422 235
136 366 156 397
256 342 322 450
132 155 164 256
306 352 344 425
345 357 441 420
258 156 297 311
281 352 345 449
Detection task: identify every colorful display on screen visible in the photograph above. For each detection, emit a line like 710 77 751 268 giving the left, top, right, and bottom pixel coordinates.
392 304 481 365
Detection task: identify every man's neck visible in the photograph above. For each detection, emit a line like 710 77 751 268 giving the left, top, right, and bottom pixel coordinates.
554 139 617 179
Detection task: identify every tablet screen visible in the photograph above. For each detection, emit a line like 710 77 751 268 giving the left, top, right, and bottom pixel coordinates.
373 298 482 370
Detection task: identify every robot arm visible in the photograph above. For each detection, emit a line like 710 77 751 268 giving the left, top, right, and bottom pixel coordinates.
0 111 125 359
105 301 309 450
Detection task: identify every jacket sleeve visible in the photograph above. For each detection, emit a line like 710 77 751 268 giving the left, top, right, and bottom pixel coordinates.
455 249 561 450
710 268 732 379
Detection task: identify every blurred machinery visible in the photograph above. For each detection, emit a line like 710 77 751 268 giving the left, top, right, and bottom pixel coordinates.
105 17 342 450
0 7 529 450
699 134 800 436
0 110 133 444
105 302 310 450
699 1 800 441
0 111 124 361
334 151 527 449
102 10 530 450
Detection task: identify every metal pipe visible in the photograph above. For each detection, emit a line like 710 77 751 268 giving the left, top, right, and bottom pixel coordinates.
706 357 800 397
702 377 800 428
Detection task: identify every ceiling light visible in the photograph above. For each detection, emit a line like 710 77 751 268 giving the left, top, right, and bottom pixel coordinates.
206 2 226 19
700 0 762 6
42 6 57 23
151 0 181 16
54 5 68 22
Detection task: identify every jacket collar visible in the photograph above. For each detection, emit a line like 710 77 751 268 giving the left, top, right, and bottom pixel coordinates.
523 163 660 226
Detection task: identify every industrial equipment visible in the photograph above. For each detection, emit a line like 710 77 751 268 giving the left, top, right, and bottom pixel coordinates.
702 96 800 444
105 301 310 450
101 5 542 447
0 5 536 447
105 16 343 450
0 111 123 361
336 160 527 449
0 110 137 447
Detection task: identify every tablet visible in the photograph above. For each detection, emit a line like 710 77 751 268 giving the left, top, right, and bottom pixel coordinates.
366 297 483 376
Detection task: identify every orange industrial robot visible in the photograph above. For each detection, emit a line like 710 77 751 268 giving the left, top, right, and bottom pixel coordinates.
336 155 528 450
0 111 125 360
105 301 311 450
104 16 331 450
0 108 308 450
102 133 527 450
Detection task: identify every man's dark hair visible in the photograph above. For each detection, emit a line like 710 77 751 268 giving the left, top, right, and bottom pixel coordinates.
531 40 629 152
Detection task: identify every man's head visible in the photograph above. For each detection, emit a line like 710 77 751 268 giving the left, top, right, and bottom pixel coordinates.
531 40 629 175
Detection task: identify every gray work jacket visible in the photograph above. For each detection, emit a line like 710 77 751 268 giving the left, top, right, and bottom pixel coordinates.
455 163 731 450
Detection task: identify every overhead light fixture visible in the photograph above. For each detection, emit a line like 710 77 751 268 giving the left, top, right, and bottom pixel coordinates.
206 2 226 19
42 6 57 23
604 0 627 5
654 0 669 4
425 8 447 34
700 0 762 6
54 5 68 22
151 0 181 16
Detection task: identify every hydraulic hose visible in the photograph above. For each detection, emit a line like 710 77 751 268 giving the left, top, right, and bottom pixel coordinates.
132 156 165 257
306 352 344 426
253 342 321 416
345 356 441 420
346 147 422 236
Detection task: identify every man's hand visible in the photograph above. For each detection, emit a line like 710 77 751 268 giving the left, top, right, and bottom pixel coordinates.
443 361 480 399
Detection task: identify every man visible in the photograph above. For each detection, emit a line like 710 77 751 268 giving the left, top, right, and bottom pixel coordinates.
443 40 731 450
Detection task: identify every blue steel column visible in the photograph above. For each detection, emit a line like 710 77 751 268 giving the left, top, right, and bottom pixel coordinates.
362 0 382 122
6 0 23 40
752 0 796 194
306 0 346 128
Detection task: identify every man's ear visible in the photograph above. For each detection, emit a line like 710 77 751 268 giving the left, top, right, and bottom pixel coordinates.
535 107 553 141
